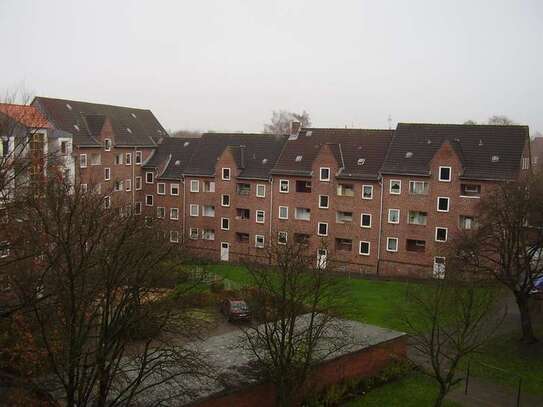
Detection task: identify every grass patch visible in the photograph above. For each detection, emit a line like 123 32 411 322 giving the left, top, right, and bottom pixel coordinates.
206 264 254 287
344 373 461 407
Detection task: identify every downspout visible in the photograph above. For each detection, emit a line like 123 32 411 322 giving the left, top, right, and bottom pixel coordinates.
132 146 136 208
376 176 384 275
182 176 186 243
269 176 273 265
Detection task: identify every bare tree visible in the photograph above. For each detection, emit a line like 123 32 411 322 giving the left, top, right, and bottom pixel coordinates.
1 179 208 406
452 174 543 343
487 115 515 125
463 120 478 125
404 273 503 407
240 237 349 407
263 110 311 135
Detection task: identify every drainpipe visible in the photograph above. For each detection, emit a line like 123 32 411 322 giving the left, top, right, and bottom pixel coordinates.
182 176 186 242
269 176 273 265
132 146 136 208
376 176 384 275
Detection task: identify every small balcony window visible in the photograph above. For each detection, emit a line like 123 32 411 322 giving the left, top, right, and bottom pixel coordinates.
295 180 312 193
236 232 250 244
408 211 428 225
337 183 354 197
237 183 251 195
335 238 353 252
336 211 353 224
202 205 215 217
203 181 216 192
295 207 311 221
459 215 477 230
236 208 250 220
202 229 215 241
460 184 481 197
409 181 429 195
406 239 426 252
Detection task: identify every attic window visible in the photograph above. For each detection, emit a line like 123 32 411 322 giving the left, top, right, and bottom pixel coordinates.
405 152 414 158
73 124 80 131
130 113 137 118
491 155 500 162
295 155 303 162
357 158 366 166
427 140 432 145
175 160 181 166
306 131 312 137
184 141 190 147
262 158 268 164
478 139 484 146
126 127 133 134
66 103 72 111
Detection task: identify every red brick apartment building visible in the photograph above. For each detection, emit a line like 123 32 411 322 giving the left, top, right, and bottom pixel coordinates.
532 136 543 172
2 97 533 278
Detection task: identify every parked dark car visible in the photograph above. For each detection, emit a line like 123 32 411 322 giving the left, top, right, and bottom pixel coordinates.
221 298 250 322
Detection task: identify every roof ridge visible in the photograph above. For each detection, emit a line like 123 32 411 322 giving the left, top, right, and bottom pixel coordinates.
33 96 153 112
399 122 528 129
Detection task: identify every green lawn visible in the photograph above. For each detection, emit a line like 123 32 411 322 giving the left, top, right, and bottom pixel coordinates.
344 373 461 407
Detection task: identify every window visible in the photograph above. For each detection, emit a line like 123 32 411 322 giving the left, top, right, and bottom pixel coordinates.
202 229 215 240
237 183 250 195
459 215 476 230
335 238 352 252
190 180 199 192
236 208 250 220
256 210 265 223
408 211 427 225
189 228 199 240
203 181 215 192
222 168 231 180
0 241 10 258
437 197 450 212
295 180 312 193
79 154 87 168
221 194 230 207
157 183 166 195
145 195 153 206
189 204 199 217
135 202 142 215
104 139 111 151
125 152 132 165
221 217 230 230
115 153 123 165
433 257 446 279
439 166 451 182
386 237 398 252
409 181 429 195
362 185 373 199
320 167 330 181
361 213 372 228
359 241 370 256
170 208 179 220
255 235 265 248
171 184 179 195
319 195 329 209
81 184 88 193
157 207 166 218
278 231 288 245
406 239 426 252
317 222 328 236
146 172 154 184
236 233 250 244
104 168 111 181
522 157 530 170
295 207 311 221
60 140 68 155
337 183 354 197
114 180 123 192
90 153 101 165
202 205 215 217
256 184 266 197
135 177 142 190
390 180 401 194
336 211 353 224
278 206 288 219
388 209 400 224
279 179 289 193
435 227 448 242
125 179 132 192
170 231 179 243
104 196 111 209
460 184 481 197
135 151 142 165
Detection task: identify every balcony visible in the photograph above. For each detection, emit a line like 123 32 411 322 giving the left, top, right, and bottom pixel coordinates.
295 180 312 193
236 183 251 196
236 232 250 243
406 239 426 253
336 211 353 224
295 207 311 221
337 183 354 197
236 208 250 220
335 238 353 252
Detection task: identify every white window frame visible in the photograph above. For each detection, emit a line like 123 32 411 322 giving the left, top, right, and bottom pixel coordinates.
170 230 179 243
362 185 373 200
189 204 199 217
170 183 179 196
278 231 288 245
435 227 448 242
126 153 132 165
221 194 230 207
438 166 452 182
135 202 142 215
222 168 231 180
389 180 401 195
170 208 179 220
437 197 450 213
157 183 166 195
279 179 289 193
386 237 399 252
320 167 331 181
104 167 111 181
255 234 265 248
317 222 328 237
115 153 123 165
278 206 288 220
256 184 266 198
146 171 154 184
157 207 166 219
104 139 111 151
256 210 265 224
318 195 329 209
79 154 87 168
388 209 400 224
135 176 142 190
409 180 429 195
189 228 199 240
125 179 132 192
190 180 199 192
104 195 111 209
359 241 371 256
135 151 142 165
361 213 372 228
221 217 230 231
145 195 154 206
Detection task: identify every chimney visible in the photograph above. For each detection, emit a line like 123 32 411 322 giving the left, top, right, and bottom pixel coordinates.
289 121 301 137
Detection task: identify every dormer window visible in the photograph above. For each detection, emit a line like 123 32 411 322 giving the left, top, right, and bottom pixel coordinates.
439 166 452 182
320 168 330 181
491 155 500 162
295 155 303 162
357 158 365 166
405 152 414 159
104 139 112 151
222 168 231 180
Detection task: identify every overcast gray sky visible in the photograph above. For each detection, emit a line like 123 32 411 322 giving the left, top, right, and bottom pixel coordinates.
0 0 541 134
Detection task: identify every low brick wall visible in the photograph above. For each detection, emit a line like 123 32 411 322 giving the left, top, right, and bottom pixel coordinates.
190 335 407 407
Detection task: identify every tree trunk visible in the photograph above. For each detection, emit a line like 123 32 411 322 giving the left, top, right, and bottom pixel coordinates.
434 385 448 407
516 294 538 344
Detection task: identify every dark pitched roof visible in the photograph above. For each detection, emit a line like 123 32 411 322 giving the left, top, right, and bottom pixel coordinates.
32 97 168 147
271 128 394 180
184 133 288 179
143 137 201 179
532 137 543 158
382 123 529 180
